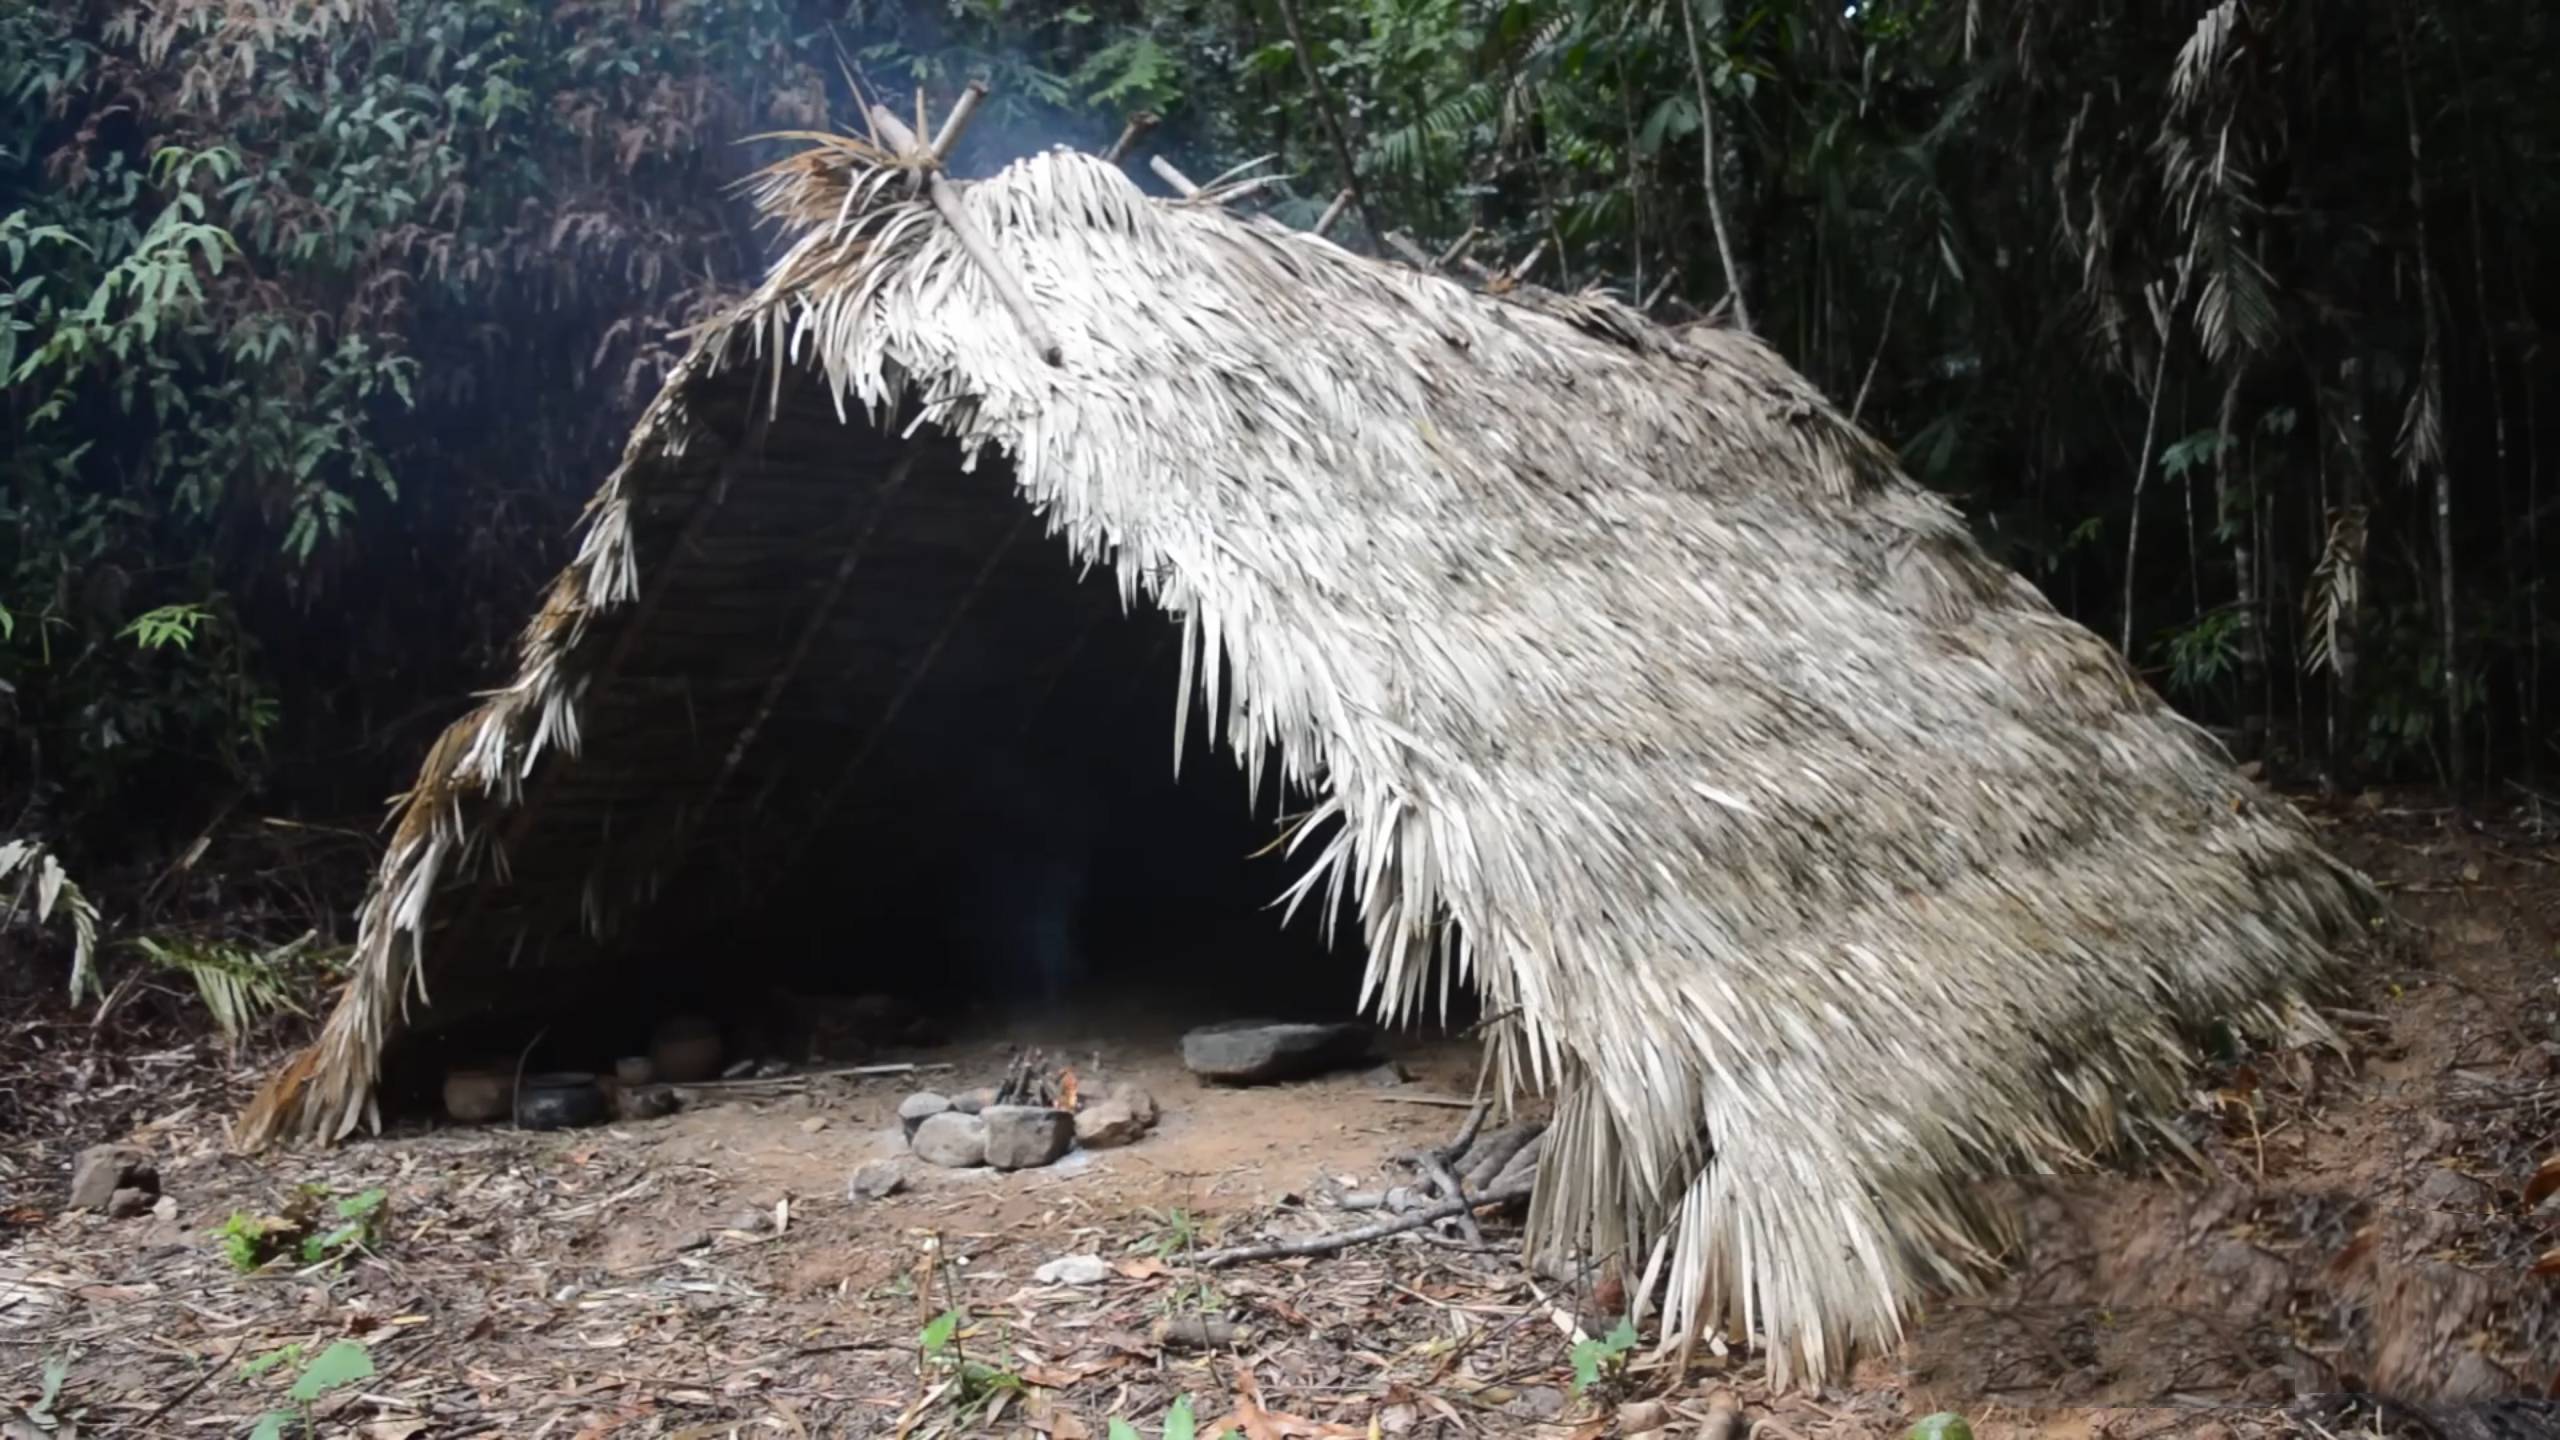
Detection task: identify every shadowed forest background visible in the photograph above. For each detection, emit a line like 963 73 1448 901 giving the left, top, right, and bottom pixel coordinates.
3 0 2555 1005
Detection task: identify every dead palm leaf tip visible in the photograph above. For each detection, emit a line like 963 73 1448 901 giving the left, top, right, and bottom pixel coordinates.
239 137 2379 1387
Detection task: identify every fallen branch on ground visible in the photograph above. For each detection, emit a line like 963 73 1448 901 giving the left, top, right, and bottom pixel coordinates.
1194 1177 1536 1267
670 1061 948 1091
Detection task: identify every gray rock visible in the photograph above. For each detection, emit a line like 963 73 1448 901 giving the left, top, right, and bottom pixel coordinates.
2417 1165 2492 1211
1181 1019 1374 1084
1033 1254 1113 1286
2438 1349 2514 1404
950 1086 999 1115
106 1186 153 1219
982 1106 1074 1170
848 1161 905 1201
898 1091 952 1139
1359 1060 1413 1087
1105 1082 1156 1125
69 1144 155 1211
2516 1041 2557 1079
1074 1098 1151 1149
910 1111 987 1169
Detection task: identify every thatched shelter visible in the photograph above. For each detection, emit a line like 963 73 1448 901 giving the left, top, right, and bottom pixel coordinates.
240 117 2377 1385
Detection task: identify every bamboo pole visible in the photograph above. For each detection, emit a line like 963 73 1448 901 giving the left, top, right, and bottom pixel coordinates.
1313 188 1353 236
1269 0 1375 240
929 80 988 164
1103 112 1159 164
1149 155 1203 198
868 103 1064 368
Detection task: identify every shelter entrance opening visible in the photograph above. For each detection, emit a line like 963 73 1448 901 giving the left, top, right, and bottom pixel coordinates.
372 395 1460 1122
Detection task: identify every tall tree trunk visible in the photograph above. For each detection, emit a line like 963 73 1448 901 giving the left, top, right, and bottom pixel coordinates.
2395 7 2460 788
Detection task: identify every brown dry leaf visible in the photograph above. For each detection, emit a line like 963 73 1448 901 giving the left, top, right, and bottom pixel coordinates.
2531 1247 2560 1279
361 1423 433 1440
1114 1256 1170 1280
2523 1155 2560 1209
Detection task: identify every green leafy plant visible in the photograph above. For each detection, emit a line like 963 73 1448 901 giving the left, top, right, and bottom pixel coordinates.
8 1352 75 1433
1905 1414 1975 1440
300 1187 386 1265
214 1183 386 1273
116 602 212 651
1567 1316 1638 1397
1138 1205 1202 1260
245 1339 374 1440
1106 1395 1235 1440
916 1306 1024 1419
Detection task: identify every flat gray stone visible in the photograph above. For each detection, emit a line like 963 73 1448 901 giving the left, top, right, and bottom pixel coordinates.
910 1111 987 1169
1073 1099 1150 1149
1034 1254 1112 1286
69 1144 155 1211
1181 1020 1374 1084
898 1091 952 1140
982 1105 1074 1170
106 1187 154 1219
950 1086 999 1115
848 1161 905 1200
1107 1083 1157 1125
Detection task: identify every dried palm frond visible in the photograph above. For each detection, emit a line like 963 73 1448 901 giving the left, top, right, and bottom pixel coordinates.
241 135 2378 1389
134 932 316 1042
2305 506 2367 677
0 838 103 1001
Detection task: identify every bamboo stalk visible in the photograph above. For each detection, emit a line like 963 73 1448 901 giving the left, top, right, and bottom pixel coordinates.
1434 225 1481 270
1384 232 1435 270
1313 188 1352 236
1149 155 1202 198
929 80 988 164
869 103 1064 368
1269 0 1375 240
1679 0 1752 335
1103 112 1158 164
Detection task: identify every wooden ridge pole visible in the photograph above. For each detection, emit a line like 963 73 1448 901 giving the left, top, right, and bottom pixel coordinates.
869 100 1064 368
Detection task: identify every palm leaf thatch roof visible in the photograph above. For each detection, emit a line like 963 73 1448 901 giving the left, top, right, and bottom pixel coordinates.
239 121 2379 1385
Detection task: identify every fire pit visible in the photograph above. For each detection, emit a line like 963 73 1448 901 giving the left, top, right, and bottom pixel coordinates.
896 1050 1156 1171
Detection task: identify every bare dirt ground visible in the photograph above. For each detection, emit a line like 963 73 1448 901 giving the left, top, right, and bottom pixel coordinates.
4 792 2557 1438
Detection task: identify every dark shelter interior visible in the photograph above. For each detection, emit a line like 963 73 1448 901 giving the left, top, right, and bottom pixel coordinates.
374 368 1420 1112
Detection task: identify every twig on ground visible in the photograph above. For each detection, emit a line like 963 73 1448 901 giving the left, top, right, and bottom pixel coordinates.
1195 1178 1534 1267
670 1061 948 1092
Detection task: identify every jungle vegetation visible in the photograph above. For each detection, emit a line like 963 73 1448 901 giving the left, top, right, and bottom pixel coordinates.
3 0 2552 991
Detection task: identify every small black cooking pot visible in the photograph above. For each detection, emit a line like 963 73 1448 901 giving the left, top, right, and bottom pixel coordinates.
514 1072 604 1130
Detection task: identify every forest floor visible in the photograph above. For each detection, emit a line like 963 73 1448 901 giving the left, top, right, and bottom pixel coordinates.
3 791 2556 1439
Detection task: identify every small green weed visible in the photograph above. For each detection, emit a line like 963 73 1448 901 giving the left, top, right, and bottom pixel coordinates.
1105 1394 1236 1440
917 1307 1024 1419
1567 1316 1639 1397
1138 1205 1201 1259
244 1339 374 1439
214 1184 387 1273
1905 1415 1976 1440
8 1352 76 1432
